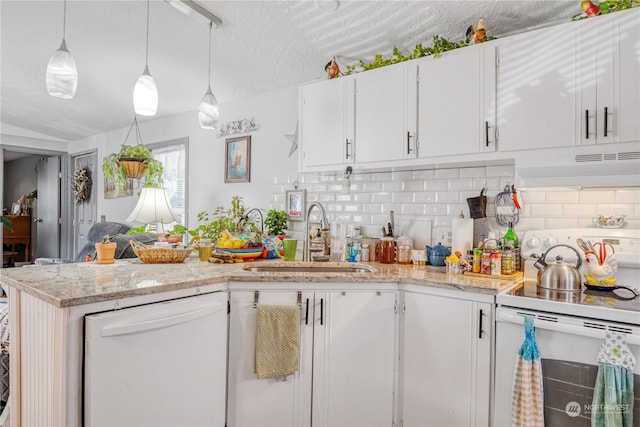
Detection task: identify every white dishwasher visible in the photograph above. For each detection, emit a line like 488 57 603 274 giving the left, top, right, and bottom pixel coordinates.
84 292 227 427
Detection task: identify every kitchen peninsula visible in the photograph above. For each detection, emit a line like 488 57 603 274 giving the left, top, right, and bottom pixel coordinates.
1 259 519 426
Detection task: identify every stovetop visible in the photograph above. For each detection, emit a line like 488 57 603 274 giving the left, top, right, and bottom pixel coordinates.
497 228 640 325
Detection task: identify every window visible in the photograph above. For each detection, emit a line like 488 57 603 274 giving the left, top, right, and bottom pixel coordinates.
150 138 188 227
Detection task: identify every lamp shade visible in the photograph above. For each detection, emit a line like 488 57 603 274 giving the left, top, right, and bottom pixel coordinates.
127 187 179 225
133 65 158 116
198 86 219 129
46 39 78 99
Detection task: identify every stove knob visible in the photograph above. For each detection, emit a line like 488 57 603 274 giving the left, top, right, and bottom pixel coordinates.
525 236 540 250
542 236 558 250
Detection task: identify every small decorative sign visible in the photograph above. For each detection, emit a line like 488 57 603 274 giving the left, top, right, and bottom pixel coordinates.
217 118 260 138
285 189 306 222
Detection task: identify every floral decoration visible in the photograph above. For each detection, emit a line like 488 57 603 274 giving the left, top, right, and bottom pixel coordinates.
216 118 260 138
72 167 92 204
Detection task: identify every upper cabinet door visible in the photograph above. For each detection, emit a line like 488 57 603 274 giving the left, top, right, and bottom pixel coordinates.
355 62 417 163
417 44 496 158
496 24 579 151
300 77 355 169
580 9 640 145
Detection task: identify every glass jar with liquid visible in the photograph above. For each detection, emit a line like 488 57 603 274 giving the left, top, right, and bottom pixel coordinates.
198 238 213 261
379 237 395 264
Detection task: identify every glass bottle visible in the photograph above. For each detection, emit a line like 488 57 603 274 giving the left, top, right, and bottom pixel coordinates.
504 222 519 249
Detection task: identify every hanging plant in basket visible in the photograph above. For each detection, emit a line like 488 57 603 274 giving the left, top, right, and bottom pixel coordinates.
101 117 164 189
73 167 92 204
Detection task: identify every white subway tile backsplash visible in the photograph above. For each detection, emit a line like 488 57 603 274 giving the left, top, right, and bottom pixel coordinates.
413 192 436 203
563 203 596 217
486 165 515 177
616 189 640 203
393 192 414 203
402 180 425 192
448 178 475 191
402 204 425 215
275 170 639 243
579 190 616 204
460 167 486 178
381 181 403 192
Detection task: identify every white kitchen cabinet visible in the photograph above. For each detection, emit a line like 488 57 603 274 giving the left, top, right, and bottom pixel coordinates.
578 9 640 145
300 77 355 169
417 44 496 157
496 23 580 152
355 62 418 163
400 290 492 427
227 287 397 427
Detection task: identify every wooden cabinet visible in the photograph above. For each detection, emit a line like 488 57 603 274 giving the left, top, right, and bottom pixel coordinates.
578 9 640 145
355 62 417 163
417 44 496 157
227 287 398 427
400 290 492 426
3 214 31 264
300 77 355 169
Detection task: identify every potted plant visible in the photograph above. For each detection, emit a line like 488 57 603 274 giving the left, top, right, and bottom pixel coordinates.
101 143 164 189
95 235 117 264
189 196 260 246
264 209 287 237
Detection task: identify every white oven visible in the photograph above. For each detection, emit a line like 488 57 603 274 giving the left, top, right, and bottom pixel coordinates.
494 228 640 427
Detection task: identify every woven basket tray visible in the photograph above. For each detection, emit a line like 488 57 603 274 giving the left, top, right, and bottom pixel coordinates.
130 240 193 264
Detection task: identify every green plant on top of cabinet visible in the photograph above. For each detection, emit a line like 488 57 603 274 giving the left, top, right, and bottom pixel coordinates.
300 76 355 170
227 287 397 427
417 43 496 158
354 61 418 163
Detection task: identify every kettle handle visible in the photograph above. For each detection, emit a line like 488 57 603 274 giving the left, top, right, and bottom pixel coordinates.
540 244 582 270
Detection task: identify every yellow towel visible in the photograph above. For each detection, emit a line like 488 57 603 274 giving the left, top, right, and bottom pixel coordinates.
255 304 300 379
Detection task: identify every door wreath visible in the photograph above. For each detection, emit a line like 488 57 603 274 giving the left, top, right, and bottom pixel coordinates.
72 167 92 204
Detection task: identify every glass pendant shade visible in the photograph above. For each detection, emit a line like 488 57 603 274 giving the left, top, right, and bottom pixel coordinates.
198 86 219 129
46 39 78 99
133 65 158 116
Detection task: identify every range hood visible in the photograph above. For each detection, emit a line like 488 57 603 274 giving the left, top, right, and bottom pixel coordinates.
515 149 640 188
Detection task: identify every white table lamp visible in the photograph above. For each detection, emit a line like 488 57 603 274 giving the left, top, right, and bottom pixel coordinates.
127 187 179 233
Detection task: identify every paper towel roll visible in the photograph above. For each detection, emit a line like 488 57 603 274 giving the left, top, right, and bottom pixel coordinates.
452 218 474 254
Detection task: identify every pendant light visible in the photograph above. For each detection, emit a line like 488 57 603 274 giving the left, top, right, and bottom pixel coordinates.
198 21 219 129
133 0 158 116
46 0 78 99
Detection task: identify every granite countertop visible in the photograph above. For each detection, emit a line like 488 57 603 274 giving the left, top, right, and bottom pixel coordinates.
0 257 522 308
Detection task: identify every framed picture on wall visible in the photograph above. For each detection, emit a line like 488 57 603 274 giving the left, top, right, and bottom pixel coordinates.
224 136 251 183
11 203 21 215
285 189 306 222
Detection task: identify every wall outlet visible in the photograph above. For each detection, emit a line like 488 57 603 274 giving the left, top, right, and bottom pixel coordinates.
100 215 106 222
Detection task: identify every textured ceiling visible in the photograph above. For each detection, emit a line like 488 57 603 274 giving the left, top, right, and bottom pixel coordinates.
1 0 579 142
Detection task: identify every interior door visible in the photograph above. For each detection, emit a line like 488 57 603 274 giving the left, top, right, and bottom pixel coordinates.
72 153 97 258
35 156 61 258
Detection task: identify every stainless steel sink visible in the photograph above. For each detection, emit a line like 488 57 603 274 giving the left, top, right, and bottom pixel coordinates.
243 263 374 273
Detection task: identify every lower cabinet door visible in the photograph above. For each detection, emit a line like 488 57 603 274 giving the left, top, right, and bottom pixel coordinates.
227 291 314 427
401 291 491 427
311 290 397 427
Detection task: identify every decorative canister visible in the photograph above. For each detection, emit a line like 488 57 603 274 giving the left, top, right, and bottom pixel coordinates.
379 237 395 264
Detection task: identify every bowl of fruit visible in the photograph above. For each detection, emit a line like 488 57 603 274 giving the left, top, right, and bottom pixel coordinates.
215 231 264 259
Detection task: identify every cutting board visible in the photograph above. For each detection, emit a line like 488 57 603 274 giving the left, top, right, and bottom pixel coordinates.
399 218 432 250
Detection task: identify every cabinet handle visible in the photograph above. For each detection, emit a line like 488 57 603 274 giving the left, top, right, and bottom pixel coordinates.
345 139 351 160
478 309 484 339
320 298 324 325
485 121 490 147
585 110 589 139
305 298 309 325
406 132 413 154
603 107 609 137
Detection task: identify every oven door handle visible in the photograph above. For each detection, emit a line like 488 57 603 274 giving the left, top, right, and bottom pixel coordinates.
497 310 640 345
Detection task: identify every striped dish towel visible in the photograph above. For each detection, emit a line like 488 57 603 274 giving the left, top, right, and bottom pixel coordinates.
255 304 300 379
511 316 544 427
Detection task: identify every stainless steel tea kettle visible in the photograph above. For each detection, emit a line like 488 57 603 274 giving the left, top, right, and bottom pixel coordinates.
534 244 582 291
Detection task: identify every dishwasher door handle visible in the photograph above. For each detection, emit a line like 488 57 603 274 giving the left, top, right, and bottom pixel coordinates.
101 305 219 337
